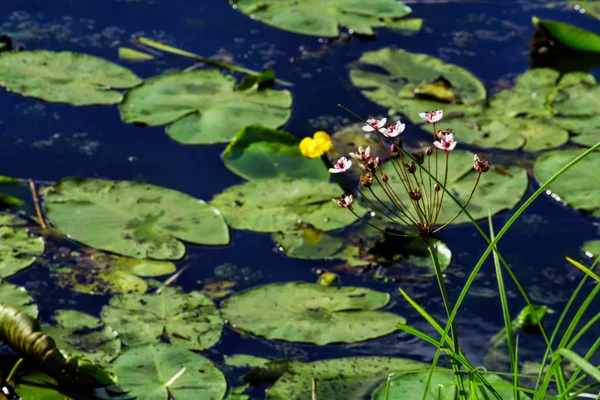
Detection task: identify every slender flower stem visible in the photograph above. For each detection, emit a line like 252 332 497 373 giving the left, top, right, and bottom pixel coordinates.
425 237 467 400
6 358 23 383
434 172 482 233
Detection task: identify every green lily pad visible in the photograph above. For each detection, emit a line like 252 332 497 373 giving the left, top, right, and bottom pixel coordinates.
553 115 600 147
15 372 73 400
101 286 223 350
120 69 292 144
369 150 528 225
373 371 530 400
439 117 569 151
231 0 412 37
571 1 600 20
0 51 142 105
533 16 600 53
210 178 364 233
109 343 227 400
0 225 44 278
52 249 175 295
0 280 38 318
223 125 329 181
221 282 403 344
582 240 600 256
349 48 486 123
534 149 600 217
267 357 428 400
44 177 230 260
41 310 121 365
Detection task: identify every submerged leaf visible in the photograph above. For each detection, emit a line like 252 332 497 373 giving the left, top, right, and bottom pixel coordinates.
120 69 292 144
52 249 175 295
221 282 404 344
109 343 226 400
44 178 229 260
42 310 121 365
101 286 223 350
0 51 142 105
231 0 413 37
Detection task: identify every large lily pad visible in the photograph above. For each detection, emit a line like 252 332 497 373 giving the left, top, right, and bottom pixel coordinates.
0 224 44 278
210 178 364 233
231 0 413 37
373 371 530 400
0 280 38 318
120 69 292 144
221 282 403 344
44 178 230 260
223 125 329 181
369 150 528 225
109 343 227 400
0 51 142 105
42 310 121 365
52 249 175 295
534 149 600 217
349 48 486 123
267 357 428 400
101 286 223 350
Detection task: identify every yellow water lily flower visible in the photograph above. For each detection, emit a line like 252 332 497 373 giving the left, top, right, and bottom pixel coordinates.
299 131 333 158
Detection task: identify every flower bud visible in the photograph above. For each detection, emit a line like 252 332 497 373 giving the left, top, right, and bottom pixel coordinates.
425 147 433 156
405 161 416 174
390 144 398 154
409 188 422 201
412 151 425 165
473 154 490 172
434 183 440 192
360 173 374 188
375 157 382 166
382 174 388 182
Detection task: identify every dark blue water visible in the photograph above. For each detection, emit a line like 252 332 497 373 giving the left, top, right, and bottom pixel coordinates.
1 0 599 397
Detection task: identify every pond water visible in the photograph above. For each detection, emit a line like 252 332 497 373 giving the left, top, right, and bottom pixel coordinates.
1 0 599 398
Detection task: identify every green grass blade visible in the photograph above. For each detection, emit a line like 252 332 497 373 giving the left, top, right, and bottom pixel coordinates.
558 349 600 382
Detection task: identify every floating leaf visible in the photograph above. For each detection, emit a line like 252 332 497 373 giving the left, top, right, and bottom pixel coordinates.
118 47 155 62
120 69 292 144
101 286 223 350
231 0 412 37
370 150 528 225
44 178 229 260
349 48 486 123
534 149 600 217
109 343 227 400
211 178 364 233
267 357 427 400
222 125 329 181
0 280 38 318
42 310 121 365
533 16 600 53
15 372 73 400
0 225 44 278
224 354 271 369
221 282 403 344
52 249 175 295
0 51 142 105
582 239 600 256
571 1 600 21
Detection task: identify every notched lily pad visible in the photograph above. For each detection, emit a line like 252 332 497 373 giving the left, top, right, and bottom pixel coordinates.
221 282 404 344
51 249 176 295
44 177 230 260
231 0 413 37
0 280 38 318
41 310 121 365
349 48 486 122
534 149 600 217
0 219 44 278
109 343 227 400
211 178 364 233
266 357 428 400
223 125 329 181
101 286 223 350
120 69 292 144
0 51 142 105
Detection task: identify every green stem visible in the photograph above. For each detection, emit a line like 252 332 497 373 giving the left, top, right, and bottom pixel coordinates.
6 358 23 383
425 237 467 400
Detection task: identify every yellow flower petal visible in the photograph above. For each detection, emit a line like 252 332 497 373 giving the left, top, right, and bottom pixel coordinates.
299 137 316 158
313 131 333 153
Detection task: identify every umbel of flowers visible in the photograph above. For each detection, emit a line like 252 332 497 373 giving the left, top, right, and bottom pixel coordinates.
331 110 489 237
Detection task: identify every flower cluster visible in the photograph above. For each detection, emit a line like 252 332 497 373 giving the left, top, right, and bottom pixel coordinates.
299 131 333 159
330 110 488 236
